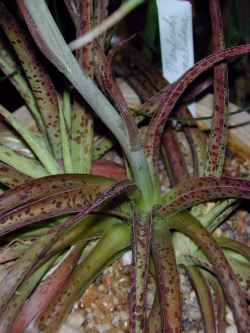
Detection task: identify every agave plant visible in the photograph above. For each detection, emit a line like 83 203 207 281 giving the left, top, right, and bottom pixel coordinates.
0 0 250 332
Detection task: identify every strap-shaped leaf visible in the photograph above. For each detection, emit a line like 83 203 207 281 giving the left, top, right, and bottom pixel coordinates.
91 159 126 181
201 198 239 231
0 253 58 332
93 135 113 160
0 180 134 331
145 293 161 333
0 233 56 315
64 0 80 28
205 272 226 333
162 126 188 186
93 0 109 48
130 208 152 333
103 40 140 149
0 183 112 237
0 162 31 188
168 212 249 332
179 107 207 177
152 224 181 333
216 237 250 261
0 105 62 175
0 3 61 159
0 144 48 178
145 43 250 169
0 174 112 215
0 38 45 135
32 225 130 332
17 0 154 207
11 244 84 333
70 101 93 174
160 176 250 216
59 98 73 173
76 0 94 77
206 0 229 176
184 266 216 333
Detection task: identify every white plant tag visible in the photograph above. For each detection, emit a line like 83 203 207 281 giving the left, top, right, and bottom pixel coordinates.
156 0 195 115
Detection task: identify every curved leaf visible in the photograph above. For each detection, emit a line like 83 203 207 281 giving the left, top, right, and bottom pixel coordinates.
0 144 48 178
0 183 113 237
145 43 250 167
0 162 31 189
168 212 249 332
184 265 216 333
0 3 61 159
0 105 62 174
0 234 56 315
32 224 130 332
0 174 113 215
10 244 83 333
160 176 250 216
205 272 226 333
0 38 45 134
17 0 154 208
216 237 250 261
0 253 58 332
178 107 207 177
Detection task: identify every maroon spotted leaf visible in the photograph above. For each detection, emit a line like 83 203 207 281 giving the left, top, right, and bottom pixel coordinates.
162 126 189 186
178 107 207 177
94 39 139 149
168 212 249 332
0 233 56 316
31 224 130 332
152 224 181 332
206 0 229 176
145 295 162 333
160 176 250 216
0 181 113 237
184 265 216 333
0 3 61 159
76 0 94 77
0 174 113 216
0 162 31 189
130 208 152 333
145 43 250 169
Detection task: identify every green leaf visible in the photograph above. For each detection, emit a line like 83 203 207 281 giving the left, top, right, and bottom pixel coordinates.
0 37 46 136
0 253 58 332
18 0 154 209
0 144 48 178
33 224 130 332
184 266 216 333
167 211 249 332
0 105 62 174
59 97 73 173
0 3 62 159
70 101 93 173
11 244 84 333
